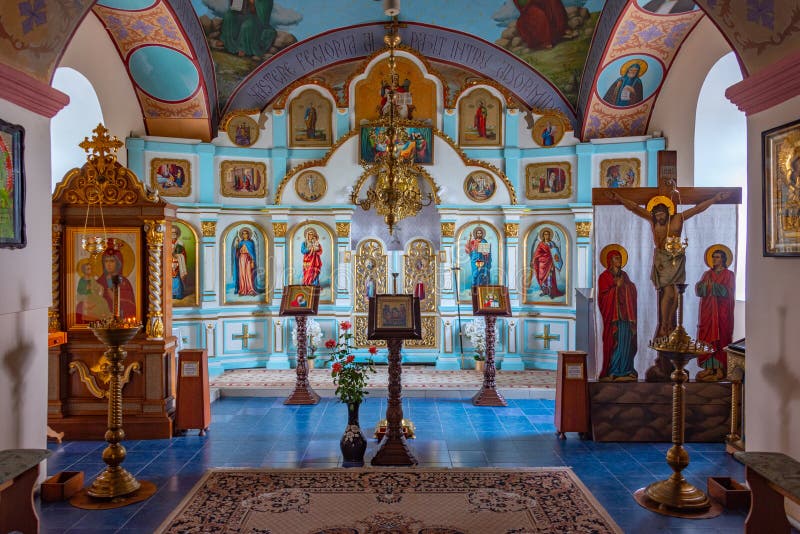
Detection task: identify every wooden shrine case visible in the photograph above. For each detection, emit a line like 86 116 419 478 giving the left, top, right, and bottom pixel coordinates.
48 125 178 439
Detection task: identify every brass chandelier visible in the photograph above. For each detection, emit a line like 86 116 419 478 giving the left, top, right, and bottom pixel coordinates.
357 17 433 235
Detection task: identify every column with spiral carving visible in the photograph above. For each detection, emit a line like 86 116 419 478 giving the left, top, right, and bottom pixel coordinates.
49 224 63 332
144 220 165 339
472 316 507 406
371 338 417 466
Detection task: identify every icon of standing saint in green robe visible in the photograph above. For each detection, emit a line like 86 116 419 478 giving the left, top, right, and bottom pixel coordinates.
221 0 277 58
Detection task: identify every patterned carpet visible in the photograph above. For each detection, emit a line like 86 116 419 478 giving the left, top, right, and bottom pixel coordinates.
156 468 622 533
211 367 556 393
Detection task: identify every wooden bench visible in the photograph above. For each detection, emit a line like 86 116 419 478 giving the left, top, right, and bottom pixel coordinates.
0 449 51 534
735 451 800 533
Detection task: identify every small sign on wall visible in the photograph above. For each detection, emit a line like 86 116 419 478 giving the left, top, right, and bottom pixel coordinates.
181 361 200 377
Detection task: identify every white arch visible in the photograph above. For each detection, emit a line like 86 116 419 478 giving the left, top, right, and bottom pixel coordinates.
50 67 104 192
694 51 746 300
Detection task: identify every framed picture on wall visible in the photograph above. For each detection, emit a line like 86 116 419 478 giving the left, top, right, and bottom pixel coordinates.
525 162 572 200
150 158 191 197
359 124 433 165
65 227 142 329
288 89 333 148
458 88 503 147
600 158 641 188
0 118 25 249
472 285 511 316
763 117 800 256
220 161 267 198
170 220 199 307
225 112 259 147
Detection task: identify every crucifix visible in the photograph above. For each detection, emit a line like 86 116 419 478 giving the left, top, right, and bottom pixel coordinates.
593 151 741 381
232 324 256 349
535 324 561 350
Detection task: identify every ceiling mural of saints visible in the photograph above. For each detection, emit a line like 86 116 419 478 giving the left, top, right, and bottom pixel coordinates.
597 56 664 109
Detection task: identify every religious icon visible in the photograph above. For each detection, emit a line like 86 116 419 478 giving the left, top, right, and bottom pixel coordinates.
294 171 327 202
458 88 503 147
280 284 321 316
525 162 572 200
290 221 334 303
524 222 569 306
597 244 638 382
597 55 663 108
225 113 260 147
359 125 433 165
456 222 501 302
532 113 566 147
472 285 511 316
354 55 436 124
637 0 698 14
66 227 142 329
464 171 496 202
289 89 333 148
763 118 800 256
150 159 190 197
170 221 198 307
222 222 267 305
601 158 640 188
694 244 735 382
0 119 24 248
367 294 422 340
220 161 267 198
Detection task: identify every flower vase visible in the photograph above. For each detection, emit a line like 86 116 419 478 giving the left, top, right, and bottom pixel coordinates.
475 360 485 373
340 402 367 467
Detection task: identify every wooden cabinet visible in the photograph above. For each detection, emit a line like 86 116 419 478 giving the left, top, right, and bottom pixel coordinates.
555 351 590 439
175 349 210 435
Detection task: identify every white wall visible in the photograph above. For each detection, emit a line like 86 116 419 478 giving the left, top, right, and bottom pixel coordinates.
57 12 145 167
0 99 52 451
649 16 732 186
744 94 800 460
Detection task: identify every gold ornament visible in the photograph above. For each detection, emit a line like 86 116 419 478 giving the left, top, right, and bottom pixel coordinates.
201 221 217 237
441 222 455 237
336 222 351 237
576 221 592 238
272 222 287 237
504 223 519 238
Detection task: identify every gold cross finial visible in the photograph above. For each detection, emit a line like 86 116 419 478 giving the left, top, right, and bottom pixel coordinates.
79 124 123 167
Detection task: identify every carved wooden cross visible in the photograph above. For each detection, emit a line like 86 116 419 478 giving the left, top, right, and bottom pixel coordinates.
535 324 560 350
232 324 256 349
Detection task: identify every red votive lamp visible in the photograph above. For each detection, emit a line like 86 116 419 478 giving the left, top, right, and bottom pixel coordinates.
414 282 425 300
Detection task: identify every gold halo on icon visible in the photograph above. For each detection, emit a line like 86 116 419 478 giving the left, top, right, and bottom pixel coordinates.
600 244 628 269
704 244 733 268
91 239 136 278
538 227 555 241
646 195 675 215
619 58 648 77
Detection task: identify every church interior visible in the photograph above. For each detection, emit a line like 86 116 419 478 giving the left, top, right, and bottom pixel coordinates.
1 0 799 531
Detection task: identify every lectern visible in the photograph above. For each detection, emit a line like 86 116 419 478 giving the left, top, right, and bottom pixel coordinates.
175 349 210 435
555 351 590 439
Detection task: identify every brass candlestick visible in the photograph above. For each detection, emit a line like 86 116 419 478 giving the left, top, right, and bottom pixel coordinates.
70 275 144 499
636 284 717 516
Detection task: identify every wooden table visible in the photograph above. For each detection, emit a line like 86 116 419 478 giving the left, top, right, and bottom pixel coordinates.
0 449 51 534
735 451 800 533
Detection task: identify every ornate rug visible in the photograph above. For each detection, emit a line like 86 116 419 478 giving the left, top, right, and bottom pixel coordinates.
210 367 556 391
156 468 621 533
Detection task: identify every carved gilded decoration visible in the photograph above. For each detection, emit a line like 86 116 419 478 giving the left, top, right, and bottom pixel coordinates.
354 316 386 348
441 222 455 238
576 221 592 238
201 221 217 237
272 222 287 238
504 223 519 238
144 219 166 340
336 222 351 237
354 239 387 314
405 316 438 349
52 125 158 207
49 224 63 332
404 239 436 313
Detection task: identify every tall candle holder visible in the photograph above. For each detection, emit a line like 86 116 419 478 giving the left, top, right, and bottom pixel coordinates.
635 284 719 517
69 275 144 499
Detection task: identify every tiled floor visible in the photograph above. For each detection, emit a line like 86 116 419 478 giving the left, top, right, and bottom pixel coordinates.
41 396 756 533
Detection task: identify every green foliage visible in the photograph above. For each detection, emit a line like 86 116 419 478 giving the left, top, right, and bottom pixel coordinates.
325 321 376 405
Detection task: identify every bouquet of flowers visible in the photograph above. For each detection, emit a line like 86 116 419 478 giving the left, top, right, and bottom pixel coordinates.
462 317 486 361
291 318 323 359
324 320 377 405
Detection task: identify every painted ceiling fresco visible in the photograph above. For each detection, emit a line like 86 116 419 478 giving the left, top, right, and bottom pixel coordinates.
0 0 797 141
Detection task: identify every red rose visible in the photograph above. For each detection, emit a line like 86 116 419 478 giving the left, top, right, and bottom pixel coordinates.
332 362 342 374
325 339 336 349
340 321 352 330
368 346 378 355
346 355 355 363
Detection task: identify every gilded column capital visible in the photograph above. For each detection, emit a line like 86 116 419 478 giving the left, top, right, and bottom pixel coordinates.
440 222 455 238
576 221 592 238
272 222 287 237
504 223 519 238
201 221 217 237
144 219 166 246
335 222 350 237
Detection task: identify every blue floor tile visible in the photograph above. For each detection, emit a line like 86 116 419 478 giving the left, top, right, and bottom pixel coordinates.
36 396 749 533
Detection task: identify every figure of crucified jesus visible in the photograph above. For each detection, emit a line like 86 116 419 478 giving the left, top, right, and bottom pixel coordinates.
608 190 730 378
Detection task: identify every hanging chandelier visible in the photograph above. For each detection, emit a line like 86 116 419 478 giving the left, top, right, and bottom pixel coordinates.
356 16 433 235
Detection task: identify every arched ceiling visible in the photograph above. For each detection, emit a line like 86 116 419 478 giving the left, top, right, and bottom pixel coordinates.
1 0 798 141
